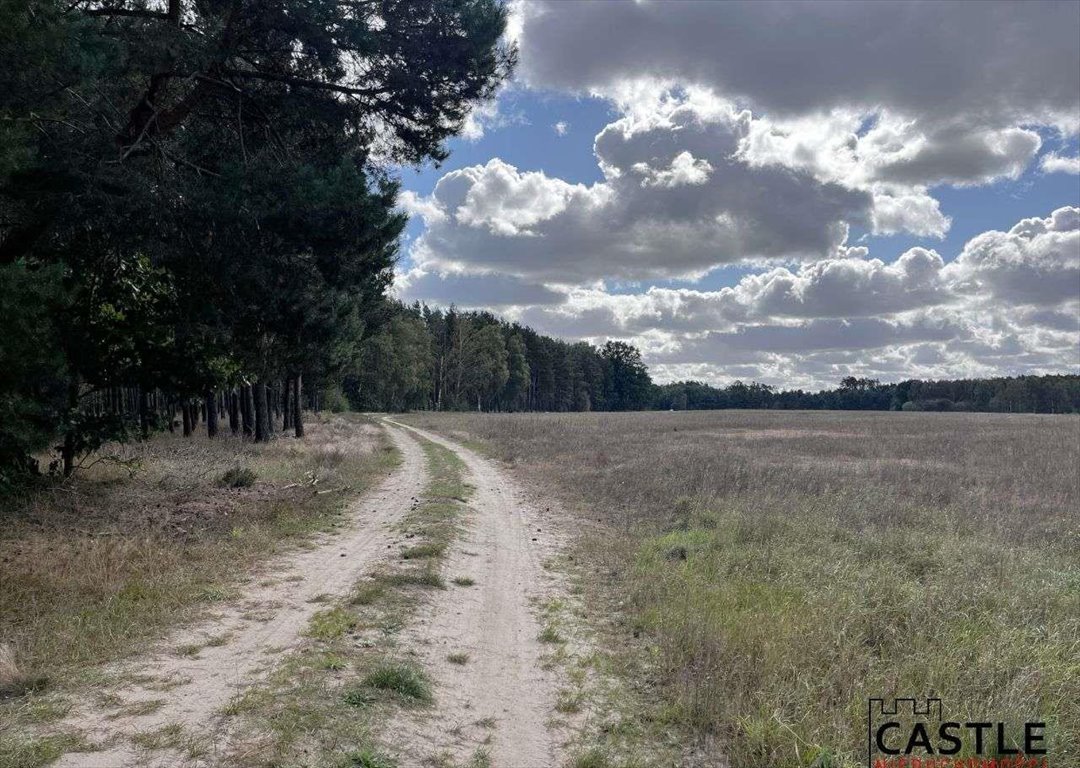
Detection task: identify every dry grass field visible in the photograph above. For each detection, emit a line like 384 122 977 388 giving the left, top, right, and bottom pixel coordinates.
0 414 396 715
399 410 1080 767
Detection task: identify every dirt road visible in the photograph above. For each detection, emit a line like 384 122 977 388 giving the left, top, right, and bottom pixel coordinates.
381 420 571 768
46 419 574 767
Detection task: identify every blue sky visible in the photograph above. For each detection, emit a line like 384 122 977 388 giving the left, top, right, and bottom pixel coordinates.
394 1 1080 388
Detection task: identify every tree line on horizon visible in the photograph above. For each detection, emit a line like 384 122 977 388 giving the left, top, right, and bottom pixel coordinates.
341 301 1080 416
651 374 1080 414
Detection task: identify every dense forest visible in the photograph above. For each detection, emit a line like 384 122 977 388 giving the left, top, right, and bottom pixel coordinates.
341 302 651 413
347 302 1080 415
0 0 514 486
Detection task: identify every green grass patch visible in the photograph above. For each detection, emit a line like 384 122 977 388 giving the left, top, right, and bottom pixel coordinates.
130 723 185 751
349 582 387 605
555 689 582 714
400 542 446 560
352 662 432 704
306 607 357 641
375 568 445 590
0 733 94 768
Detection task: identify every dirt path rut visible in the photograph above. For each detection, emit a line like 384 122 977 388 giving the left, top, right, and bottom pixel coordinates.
382 420 570 768
53 425 428 768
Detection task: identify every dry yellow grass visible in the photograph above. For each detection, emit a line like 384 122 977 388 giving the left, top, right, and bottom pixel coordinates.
0 414 397 700
401 410 1080 768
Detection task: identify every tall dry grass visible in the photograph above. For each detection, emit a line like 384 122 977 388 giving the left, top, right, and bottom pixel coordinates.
0 414 396 692
401 410 1080 767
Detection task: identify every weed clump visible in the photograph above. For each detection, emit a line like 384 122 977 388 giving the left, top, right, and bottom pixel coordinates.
354 665 429 704
567 748 614 768
349 582 386 606
400 542 445 560
217 465 257 488
537 624 563 644
376 568 444 590
306 607 357 641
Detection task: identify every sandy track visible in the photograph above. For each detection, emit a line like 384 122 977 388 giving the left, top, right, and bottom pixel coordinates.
382 420 571 768
51 424 427 768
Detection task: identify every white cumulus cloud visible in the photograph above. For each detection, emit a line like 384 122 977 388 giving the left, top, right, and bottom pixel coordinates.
1041 152 1080 174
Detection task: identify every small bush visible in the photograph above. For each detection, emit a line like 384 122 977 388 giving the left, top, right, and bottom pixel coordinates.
322 385 350 414
218 465 257 488
358 662 432 702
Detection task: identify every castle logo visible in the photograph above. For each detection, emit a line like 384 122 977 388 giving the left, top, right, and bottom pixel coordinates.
866 698 1049 768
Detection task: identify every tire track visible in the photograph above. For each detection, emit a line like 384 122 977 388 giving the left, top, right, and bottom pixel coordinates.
381 419 572 768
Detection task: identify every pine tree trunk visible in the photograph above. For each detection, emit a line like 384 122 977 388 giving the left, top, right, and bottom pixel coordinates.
205 390 218 438
268 383 277 435
61 376 79 476
182 402 193 437
139 387 151 439
228 390 240 434
293 374 304 438
240 385 254 439
62 430 75 477
253 382 271 443
282 377 293 431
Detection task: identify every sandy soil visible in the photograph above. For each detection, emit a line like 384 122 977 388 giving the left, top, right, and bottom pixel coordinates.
382 420 573 768
50 424 427 768
43 419 580 768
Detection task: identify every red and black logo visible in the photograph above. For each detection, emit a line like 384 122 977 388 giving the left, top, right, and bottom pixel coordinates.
867 698 1049 768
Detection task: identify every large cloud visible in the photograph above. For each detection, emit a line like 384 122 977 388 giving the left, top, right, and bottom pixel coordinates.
408 98 872 283
508 0 1075 229
945 206 1080 305
515 1 1080 131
